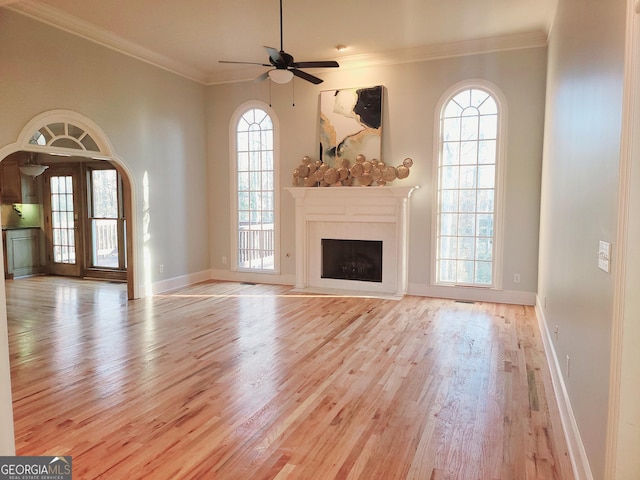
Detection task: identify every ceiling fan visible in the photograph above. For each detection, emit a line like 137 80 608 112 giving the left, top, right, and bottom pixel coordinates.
219 0 339 85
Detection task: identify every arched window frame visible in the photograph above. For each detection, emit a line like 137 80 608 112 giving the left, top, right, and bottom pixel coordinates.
432 80 507 289
229 101 280 274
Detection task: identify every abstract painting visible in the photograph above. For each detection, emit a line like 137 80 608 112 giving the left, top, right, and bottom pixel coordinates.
319 85 383 167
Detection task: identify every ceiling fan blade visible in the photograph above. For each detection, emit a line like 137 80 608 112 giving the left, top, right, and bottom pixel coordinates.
264 46 295 68
264 46 284 65
219 60 271 66
291 68 323 85
292 61 339 69
254 71 270 82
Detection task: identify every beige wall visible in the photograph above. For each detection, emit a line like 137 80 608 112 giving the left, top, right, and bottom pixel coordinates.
1 3 638 475
0 9 209 453
0 9 210 286
0 1 554 463
538 0 626 477
207 48 548 303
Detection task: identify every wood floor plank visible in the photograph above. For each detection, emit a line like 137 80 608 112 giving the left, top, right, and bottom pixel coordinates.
7 276 574 479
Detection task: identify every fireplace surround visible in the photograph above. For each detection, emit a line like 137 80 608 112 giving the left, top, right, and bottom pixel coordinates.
286 186 417 296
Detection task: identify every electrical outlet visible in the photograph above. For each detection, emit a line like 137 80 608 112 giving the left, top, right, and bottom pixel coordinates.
513 274 521 283
222 256 227 264
159 264 164 273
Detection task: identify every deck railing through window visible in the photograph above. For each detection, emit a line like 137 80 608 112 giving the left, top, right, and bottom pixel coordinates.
92 219 118 268
238 224 274 269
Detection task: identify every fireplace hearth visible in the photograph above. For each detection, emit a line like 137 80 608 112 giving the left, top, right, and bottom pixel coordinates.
322 239 383 282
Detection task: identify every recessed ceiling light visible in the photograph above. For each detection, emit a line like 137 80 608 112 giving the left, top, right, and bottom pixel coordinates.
336 45 347 52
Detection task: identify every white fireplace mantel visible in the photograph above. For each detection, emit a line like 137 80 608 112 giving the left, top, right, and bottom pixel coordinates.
285 186 418 297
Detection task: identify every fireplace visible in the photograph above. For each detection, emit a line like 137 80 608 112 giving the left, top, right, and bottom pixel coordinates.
286 185 417 296
322 239 383 282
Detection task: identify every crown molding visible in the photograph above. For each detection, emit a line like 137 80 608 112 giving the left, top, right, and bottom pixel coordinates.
204 30 549 85
7 1 548 87
6 1 208 84
335 30 549 71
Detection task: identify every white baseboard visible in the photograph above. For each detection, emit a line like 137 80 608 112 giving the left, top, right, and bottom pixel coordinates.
145 270 296 297
408 283 536 305
150 273 534 305
535 296 593 480
210 268 296 287
151 269 212 295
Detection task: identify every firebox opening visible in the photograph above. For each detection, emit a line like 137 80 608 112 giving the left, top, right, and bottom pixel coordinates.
321 239 383 283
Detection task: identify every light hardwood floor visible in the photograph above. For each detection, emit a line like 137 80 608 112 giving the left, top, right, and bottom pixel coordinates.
7 276 574 479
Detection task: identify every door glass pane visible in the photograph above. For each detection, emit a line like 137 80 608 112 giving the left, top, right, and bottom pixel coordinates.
50 175 76 264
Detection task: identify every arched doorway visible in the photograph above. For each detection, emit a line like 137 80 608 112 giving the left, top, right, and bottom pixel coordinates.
0 109 139 455
0 110 137 299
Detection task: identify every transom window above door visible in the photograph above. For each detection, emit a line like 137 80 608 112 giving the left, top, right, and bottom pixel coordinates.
29 121 101 152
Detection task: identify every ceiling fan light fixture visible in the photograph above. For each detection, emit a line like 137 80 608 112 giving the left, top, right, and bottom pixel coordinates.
268 69 294 84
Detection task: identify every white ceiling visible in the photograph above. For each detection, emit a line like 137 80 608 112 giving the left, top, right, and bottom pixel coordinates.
5 0 557 85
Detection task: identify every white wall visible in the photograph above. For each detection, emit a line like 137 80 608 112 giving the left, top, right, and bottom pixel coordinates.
207 48 548 304
538 0 626 477
0 9 209 454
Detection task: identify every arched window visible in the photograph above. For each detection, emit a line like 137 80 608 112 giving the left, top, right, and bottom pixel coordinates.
232 105 279 272
435 85 504 287
29 121 101 152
